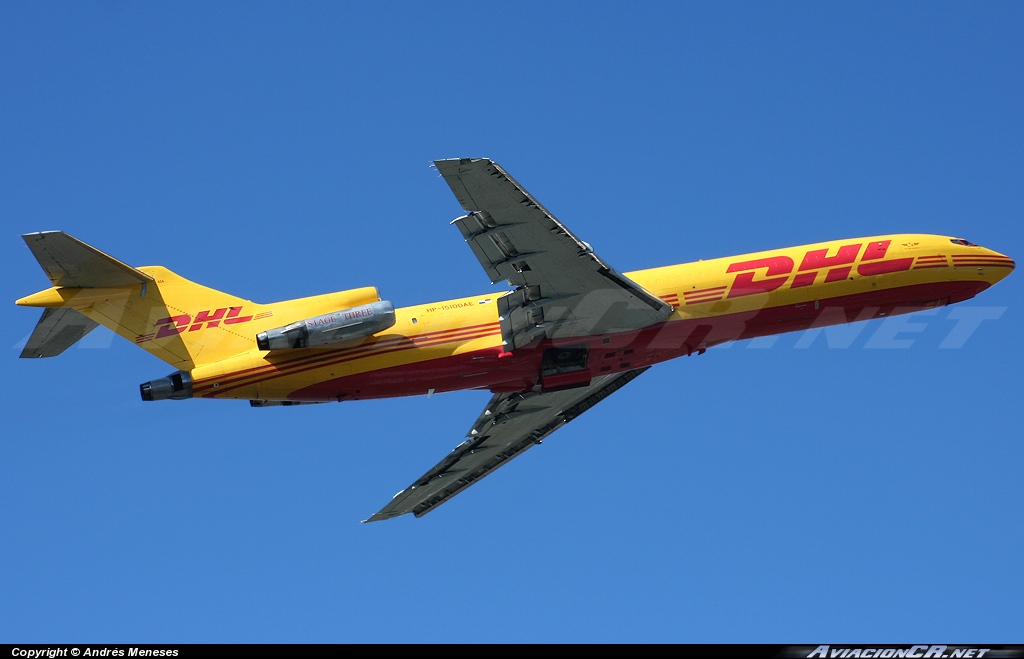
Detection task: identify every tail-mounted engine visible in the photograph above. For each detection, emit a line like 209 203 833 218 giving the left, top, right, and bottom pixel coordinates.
140 370 193 401
256 301 396 351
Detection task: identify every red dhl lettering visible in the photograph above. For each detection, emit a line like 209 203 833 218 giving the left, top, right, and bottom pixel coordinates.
143 307 254 342
722 240 913 299
154 314 190 339
856 240 913 275
793 243 861 288
726 256 794 298
798 243 861 271
222 306 252 325
861 240 891 261
189 308 227 332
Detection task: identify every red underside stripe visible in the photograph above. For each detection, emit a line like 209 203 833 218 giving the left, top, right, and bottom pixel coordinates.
193 322 499 394
198 323 498 392
203 328 500 397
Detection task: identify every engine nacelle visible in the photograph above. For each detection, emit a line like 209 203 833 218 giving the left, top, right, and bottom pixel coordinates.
256 300 396 351
140 370 193 401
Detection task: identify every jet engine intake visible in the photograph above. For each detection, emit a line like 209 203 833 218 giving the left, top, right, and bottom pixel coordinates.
256 301 396 351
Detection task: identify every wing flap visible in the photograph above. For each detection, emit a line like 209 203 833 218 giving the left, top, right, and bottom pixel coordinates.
365 367 650 522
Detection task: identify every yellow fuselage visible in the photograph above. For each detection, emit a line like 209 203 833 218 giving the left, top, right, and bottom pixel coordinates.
15 232 1013 402
174 233 1011 402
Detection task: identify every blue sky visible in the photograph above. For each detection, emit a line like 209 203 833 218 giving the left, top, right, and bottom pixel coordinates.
2 2 1022 643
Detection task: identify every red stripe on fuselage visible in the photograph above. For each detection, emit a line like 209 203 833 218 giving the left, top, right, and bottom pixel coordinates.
198 324 501 397
193 321 500 395
278 278 991 403
951 262 1014 268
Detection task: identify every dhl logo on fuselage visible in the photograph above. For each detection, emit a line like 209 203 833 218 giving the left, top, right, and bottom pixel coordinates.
135 307 273 343
682 240 913 305
726 239 908 298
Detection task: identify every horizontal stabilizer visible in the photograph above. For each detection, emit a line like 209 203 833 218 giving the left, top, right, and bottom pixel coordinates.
22 231 154 288
20 308 99 358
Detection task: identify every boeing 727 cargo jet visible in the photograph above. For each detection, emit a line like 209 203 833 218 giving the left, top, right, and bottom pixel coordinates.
15 158 1014 521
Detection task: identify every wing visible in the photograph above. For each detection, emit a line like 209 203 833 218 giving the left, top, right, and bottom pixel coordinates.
20 308 100 358
365 367 649 522
434 158 672 351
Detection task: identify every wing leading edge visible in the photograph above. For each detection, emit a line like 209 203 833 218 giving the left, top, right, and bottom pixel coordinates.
434 158 673 351
365 367 649 522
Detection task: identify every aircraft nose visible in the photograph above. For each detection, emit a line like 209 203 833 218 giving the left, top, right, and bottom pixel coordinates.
986 249 1015 271
955 248 1014 292
952 248 1015 271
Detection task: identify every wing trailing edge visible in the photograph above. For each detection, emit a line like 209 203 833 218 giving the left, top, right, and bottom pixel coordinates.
364 367 650 522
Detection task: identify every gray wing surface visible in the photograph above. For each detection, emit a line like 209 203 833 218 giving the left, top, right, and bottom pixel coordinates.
434 158 672 351
20 308 100 358
365 367 649 522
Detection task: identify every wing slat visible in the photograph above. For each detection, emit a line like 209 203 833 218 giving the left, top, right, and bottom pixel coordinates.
435 158 672 350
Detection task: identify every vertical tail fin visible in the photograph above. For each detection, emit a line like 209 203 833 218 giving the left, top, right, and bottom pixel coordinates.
17 232 260 369
17 232 383 371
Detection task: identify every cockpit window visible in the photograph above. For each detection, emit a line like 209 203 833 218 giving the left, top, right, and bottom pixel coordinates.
950 238 978 246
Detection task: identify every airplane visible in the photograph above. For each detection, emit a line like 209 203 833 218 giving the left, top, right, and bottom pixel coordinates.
15 158 1015 522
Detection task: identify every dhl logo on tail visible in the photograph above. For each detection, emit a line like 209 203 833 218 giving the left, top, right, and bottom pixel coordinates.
136 307 273 343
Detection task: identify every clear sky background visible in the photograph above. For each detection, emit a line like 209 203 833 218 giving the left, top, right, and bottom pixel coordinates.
2 2 1022 643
